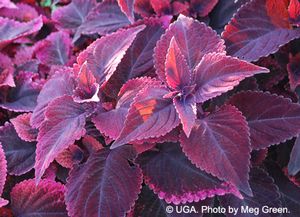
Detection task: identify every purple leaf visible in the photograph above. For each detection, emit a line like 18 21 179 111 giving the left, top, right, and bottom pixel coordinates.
0 74 41 112
35 31 72 66
154 14 225 83
222 0 300 62
103 17 169 99
267 162 300 216
165 37 191 90
0 16 43 46
0 52 15 87
93 77 160 139
193 52 269 103
11 113 38 142
31 69 76 128
180 105 252 196
173 95 196 137
117 0 135 23
0 123 36 175
111 83 180 148
65 146 142 217
0 143 7 207
0 0 16 9
56 144 84 169
73 61 100 103
190 0 219 17
0 3 39 21
76 25 145 86
227 91 300 150
35 95 91 183
288 136 300 176
137 142 242 204
134 0 154 17
219 167 281 217
287 54 300 91
10 179 68 217
75 0 131 42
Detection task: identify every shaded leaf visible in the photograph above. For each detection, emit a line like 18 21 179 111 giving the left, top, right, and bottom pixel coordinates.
137 142 242 204
56 144 84 169
287 53 300 91
222 0 300 62
11 179 68 217
180 105 252 196
0 123 36 175
65 146 142 217
227 91 300 149
35 95 91 183
0 52 14 87
117 0 135 23
288 136 300 175
111 84 180 148
190 0 219 17
0 144 7 207
219 167 281 217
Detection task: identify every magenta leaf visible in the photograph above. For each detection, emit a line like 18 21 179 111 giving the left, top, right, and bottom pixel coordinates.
288 136 300 176
10 179 68 217
227 91 300 150
111 83 180 148
154 14 225 83
0 74 41 112
137 142 242 204
173 95 196 137
93 77 160 139
0 0 16 9
289 0 300 26
65 146 142 217
130 186 213 217
35 95 92 183
0 16 43 46
31 70 76 128
0 3 39 21
103 17 169 99
35 31 72 66
287 54 300 91
73 62 100 103
193 52 269 103
76 24 145 86
222 0 300 62
117 0 135 23
219 167 281 217
165 37 191 90
11 113 38 142
0 52 15 87
0 143 7 207
180 105 252 196
0 123 36 175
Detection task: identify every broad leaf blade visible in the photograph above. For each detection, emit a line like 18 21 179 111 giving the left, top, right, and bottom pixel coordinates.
117 0 135 23
35 96 89 183
180 105 252 196
11 179 68 217
193 52 269 103
227 91 300 149
222 0 300 62
65 146 142 217
137 142 242 204
11 113 38 142
111 84 180 148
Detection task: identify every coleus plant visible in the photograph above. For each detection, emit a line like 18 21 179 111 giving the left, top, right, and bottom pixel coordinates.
0 0 300 217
